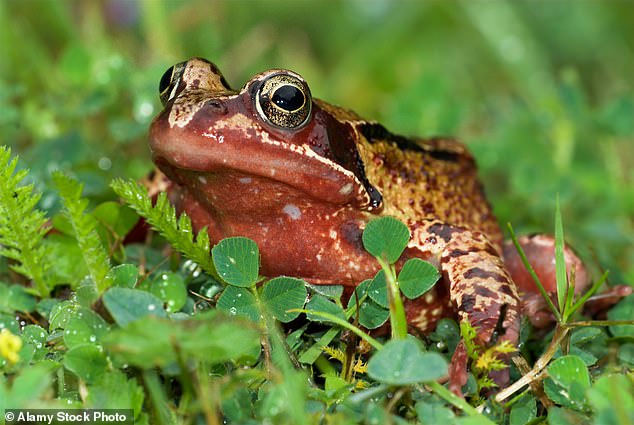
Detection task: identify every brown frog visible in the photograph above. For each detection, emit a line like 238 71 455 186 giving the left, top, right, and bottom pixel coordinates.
149 57 588 387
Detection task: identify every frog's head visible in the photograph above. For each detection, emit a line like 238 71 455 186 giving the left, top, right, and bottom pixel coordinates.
149 57 381 213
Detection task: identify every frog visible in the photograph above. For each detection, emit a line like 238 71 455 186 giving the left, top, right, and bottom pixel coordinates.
148 57 589 390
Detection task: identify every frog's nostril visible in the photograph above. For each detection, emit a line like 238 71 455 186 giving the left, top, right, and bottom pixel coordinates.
207 100 228 114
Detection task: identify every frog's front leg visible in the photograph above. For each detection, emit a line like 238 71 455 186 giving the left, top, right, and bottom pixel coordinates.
409 220 520 343
439 226 520 346
408 220 520 392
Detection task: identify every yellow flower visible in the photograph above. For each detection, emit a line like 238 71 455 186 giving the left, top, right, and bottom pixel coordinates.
0 328 22 365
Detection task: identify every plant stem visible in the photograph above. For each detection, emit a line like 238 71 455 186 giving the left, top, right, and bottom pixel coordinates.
507 223 561 321
291 309 384 350
377 257 408 339
427 381 495 423
495 325 569 403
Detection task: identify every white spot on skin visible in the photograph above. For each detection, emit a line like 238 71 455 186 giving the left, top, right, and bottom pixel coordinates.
202 132 225 144
424 293 435 304
329 230 337 239
198 176 208 184
239 177 252 184
339 183 353 195
283 204 302 220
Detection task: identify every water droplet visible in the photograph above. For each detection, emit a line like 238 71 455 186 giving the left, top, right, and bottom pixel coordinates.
89 335 97 342
229 307 238 315
148 304 156 311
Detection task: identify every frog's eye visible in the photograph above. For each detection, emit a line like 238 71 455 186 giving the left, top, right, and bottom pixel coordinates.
255 73 312 129
159 62 186 106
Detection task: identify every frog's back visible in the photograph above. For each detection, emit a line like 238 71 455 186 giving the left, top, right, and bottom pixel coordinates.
357 123 502 247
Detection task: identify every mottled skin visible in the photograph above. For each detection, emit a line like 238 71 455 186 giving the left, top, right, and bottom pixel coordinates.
149 58 588 384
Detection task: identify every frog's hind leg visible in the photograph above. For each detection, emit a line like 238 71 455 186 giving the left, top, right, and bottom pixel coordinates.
502 234 588 296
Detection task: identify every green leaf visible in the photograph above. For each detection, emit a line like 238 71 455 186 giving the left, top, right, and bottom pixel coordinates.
358 299 389 329
554 197 567 312
305 294 345 323
108 264 138 288
608 294 634 338
217 285 260 322
415 401 456 425
92 201 139 239
347 280 389 329
545 355 590 411
362 217 410 263
509 394 537 425
103 310 261 367
111 179 218 278
398 258 440 299
221 387 255 423
52 171 112 293
5 362 56 407
63 308 109 348
43 233 89 288
0 146 53 296
49 300 78 330
261 277 307 323
429 318 461 354
307 284 344 300
546 407 588 425
0 312 19 333
64 344 108 383
6 285 36 313
367 270 388 308
148 272 187 313
21 325 48 361
86 370 145 414
547 355 591 389
103 287 167 327
212 237 260 287
367 339 448 385
586 374 634 425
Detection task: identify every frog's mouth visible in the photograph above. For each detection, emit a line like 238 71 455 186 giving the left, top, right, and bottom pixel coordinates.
150 114 381 211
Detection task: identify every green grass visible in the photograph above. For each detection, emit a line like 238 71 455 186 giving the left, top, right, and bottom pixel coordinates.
1 1 633 424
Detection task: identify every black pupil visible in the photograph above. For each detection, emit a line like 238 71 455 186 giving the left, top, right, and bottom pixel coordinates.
271 85 304 111
159 66 174 94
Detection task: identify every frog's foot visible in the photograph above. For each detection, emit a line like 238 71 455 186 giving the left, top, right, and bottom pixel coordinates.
502 234 589 296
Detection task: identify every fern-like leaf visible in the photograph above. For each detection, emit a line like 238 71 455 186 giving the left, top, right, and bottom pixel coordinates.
52 171 112 294
110 178 218 279
0 146 53 296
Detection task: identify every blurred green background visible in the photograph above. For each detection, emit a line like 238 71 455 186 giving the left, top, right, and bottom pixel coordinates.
1 0 632 282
